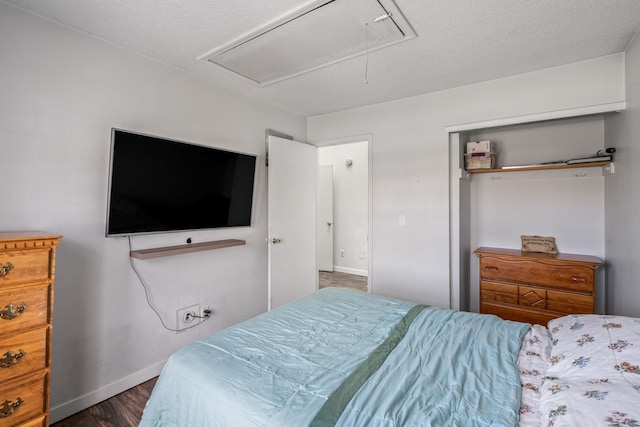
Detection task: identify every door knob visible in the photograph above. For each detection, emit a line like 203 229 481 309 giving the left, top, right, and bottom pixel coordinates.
271 238 282 244
327 222 332 226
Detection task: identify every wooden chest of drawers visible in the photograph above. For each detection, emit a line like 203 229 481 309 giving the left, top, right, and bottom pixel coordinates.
0 232 61 427
474 247 602 325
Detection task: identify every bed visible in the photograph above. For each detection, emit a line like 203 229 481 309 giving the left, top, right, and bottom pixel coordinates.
139 287 640 426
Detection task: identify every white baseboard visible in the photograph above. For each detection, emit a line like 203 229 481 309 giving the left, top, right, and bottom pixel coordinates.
333 266 368 277
49 360 166 423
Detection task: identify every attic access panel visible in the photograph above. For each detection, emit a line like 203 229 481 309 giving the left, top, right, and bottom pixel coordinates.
200 0 415 86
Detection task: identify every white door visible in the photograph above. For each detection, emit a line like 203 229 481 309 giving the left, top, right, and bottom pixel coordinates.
317 165 334 272
267 136 317 310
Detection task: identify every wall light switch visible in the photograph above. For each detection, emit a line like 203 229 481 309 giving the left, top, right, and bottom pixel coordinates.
399 215 406 226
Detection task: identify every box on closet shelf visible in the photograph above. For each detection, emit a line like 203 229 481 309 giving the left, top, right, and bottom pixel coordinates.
464 152 497 170
466 140 493 153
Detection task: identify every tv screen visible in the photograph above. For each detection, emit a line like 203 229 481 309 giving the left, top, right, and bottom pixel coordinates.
106 129 257 237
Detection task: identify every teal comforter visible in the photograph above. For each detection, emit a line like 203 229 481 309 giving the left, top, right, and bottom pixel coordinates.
139 288 529 426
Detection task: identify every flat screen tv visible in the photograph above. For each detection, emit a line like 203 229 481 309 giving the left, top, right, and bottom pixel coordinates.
106 128 257 237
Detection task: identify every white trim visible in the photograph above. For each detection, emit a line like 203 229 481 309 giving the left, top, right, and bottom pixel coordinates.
445 102 626 133
49 360 166 423
448 132 461 311
333 266 368 277
311 133 373 147
197 0 329 61
198 0 415 87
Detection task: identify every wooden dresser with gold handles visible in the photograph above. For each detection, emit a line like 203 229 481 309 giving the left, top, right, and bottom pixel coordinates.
0 232 61 427
474 246 602 325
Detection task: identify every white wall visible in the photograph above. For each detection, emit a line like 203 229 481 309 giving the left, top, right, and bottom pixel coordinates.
0 3 306 422
308 54 625 308
318 142 368 275
605 31 640 317
2 3 636 422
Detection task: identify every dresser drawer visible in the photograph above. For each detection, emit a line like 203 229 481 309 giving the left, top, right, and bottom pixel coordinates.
480 281 518 304
0 283 50 336
481 301 559 325
15 416 46 427
547 290 594 314
0 373 46 427
0 249 51 287
479 256 595 293
0 327 48 383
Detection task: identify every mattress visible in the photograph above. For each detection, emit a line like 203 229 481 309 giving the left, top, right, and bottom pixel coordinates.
140 287 530 426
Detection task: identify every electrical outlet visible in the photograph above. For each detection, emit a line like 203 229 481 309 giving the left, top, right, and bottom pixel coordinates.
201 306 212 320
176 304 199 330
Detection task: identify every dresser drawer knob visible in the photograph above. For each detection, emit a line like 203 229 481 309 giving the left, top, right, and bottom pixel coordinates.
0 349 26 368
0 302 28 320
0 397 23 418
570 276 587 282
0 262 13 278
484 266 499 272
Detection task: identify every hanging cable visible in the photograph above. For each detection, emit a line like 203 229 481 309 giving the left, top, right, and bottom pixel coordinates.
128 236 207 332
364 22 369 84
364 12 392 84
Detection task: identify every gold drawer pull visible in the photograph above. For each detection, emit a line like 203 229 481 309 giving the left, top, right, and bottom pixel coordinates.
0 303 28 320
570 276 587 282
0 349 26 368
0 397 23 418
484 266 499 271
0 262 13 278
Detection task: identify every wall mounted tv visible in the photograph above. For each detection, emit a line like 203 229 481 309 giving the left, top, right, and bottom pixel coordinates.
106 129 257 237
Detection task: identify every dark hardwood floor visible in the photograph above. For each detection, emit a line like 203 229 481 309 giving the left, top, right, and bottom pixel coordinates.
51 377 157 427
52 272 366 426
319 270 368 292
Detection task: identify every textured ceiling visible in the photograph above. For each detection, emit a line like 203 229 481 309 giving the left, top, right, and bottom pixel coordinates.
6 0 640 117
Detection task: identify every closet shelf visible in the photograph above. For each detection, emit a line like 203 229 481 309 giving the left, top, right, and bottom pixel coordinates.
466 160 611 174
130 239 246 259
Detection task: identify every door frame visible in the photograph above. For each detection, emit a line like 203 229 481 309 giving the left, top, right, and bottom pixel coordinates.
313 134 373 293
317 164 334 272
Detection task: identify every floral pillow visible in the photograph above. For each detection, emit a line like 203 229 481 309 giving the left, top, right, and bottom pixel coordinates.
538 314 640 427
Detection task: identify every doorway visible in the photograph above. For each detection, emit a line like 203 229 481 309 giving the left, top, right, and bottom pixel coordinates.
316 139 370 292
